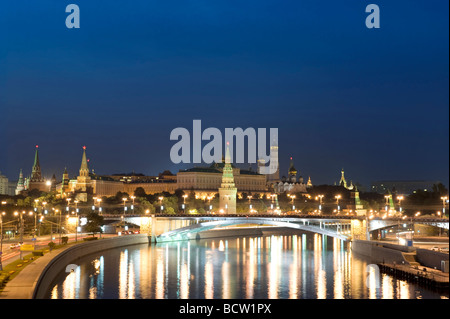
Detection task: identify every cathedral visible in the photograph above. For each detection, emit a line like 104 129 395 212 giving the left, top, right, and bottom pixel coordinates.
272 157 311 194
337 168 354 190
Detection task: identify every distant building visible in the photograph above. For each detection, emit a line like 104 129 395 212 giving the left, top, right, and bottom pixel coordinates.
346 186 366 216
0 171 14 195
177 162 267 198
272 157 310 194
338 168 354 190
66 147 178 200
370 180 442 195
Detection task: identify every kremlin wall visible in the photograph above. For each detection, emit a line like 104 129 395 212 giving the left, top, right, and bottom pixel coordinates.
10 146 313 201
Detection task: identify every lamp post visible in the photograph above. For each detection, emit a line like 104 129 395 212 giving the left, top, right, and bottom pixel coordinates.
397 196 404 213
289 194 296 211
56 209 63 244
159 196 164 213
384 195 391 214
122 198 128 231
441 196 448 217
207 196 212 213
182 194 188 212
0 203 6 270
318 195 324 213
74 200 79 242
248 195 253 212
130 196 136 213
14 211 24 260
270 194 276 210
335 195 341 213
97 198 102 214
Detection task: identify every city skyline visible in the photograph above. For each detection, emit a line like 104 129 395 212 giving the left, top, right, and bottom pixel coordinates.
0 144 445 192
1 0 448 188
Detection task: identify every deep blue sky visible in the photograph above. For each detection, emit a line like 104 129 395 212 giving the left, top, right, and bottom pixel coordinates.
0 0 448 188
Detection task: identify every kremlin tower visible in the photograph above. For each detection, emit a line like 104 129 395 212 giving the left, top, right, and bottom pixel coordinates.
219 142 237 214
28 145 47 192
15 169 25 195
75 146 93 201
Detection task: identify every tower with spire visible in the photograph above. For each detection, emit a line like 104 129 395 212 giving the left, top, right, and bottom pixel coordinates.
348 185 366 216
30 145 43 182
28 145 47 191
75 146 93 201
60 167 70 196
288 157 297 183
339 168 347 188
339 168 354 190
15 169 25 195
219 142 237 214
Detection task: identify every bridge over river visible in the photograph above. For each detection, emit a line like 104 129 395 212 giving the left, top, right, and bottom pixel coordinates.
101 214 449 243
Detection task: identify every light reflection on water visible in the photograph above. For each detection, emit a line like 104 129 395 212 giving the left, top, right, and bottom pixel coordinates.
48 233 448 299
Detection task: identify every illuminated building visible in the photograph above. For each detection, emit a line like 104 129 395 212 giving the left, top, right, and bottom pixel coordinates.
218 143 237 214
28 145 48 192
273 157 309 194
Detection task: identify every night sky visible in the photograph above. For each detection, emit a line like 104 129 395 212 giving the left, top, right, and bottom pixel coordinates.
0 0 448 188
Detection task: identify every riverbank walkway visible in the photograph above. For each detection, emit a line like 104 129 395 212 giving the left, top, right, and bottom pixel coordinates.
0 245 73 299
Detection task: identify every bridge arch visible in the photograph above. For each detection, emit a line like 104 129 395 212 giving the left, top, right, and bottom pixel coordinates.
154 217 350 242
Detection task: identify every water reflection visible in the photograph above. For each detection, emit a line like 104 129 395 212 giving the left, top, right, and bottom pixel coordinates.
48 233 448 299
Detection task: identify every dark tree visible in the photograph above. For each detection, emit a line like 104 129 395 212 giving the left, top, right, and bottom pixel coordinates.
85 212 104 237
134 187 147 198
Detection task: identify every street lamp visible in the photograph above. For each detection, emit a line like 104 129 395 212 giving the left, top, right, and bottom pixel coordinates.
159 196 164 213
207 196 212 213
42 201 48 215
122 197 128 214
56 209 63 244
14 211 25 260
397 196 404 212
335 195 341 213
0 202 6 270
384 195 391 213
289 194 296 211
97 198 102 214
182 194 188 212
130 196 136 213
270 194 276 210
441 196 448 216
317 195 324 212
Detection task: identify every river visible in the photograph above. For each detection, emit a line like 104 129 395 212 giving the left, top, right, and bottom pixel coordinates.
46 232 448 299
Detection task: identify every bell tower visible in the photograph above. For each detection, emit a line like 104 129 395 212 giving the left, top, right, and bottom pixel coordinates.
219 142 237 214
76 146 92 201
